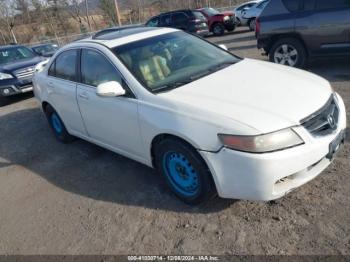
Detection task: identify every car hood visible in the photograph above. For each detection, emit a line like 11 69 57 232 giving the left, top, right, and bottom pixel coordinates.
159 59 332 134
0 56 43 72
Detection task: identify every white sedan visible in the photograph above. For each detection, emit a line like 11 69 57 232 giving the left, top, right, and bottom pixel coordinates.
233 0 261 26
33 27 346 205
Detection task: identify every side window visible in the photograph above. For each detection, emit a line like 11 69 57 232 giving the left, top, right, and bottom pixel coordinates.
172 12 188 26
54 50 77 81
81 49 121 87
160 14 171 26
146 17 159 27
316 0 350 10
282 0 301 12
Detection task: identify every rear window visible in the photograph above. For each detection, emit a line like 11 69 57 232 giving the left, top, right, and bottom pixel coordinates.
282 0 300 12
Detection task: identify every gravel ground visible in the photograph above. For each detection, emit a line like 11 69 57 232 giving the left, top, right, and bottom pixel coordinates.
0 27 349 255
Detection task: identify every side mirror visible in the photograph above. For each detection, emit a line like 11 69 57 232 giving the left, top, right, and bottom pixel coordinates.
219 44 228 51
96 81 126 97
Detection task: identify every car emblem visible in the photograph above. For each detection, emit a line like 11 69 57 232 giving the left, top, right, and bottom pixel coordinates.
327 114 336 129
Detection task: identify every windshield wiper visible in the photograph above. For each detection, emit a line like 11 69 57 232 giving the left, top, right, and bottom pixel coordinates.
153 79 193 92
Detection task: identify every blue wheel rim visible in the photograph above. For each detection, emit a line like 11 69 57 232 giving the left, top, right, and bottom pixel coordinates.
162 151 199 197
51 113 63 134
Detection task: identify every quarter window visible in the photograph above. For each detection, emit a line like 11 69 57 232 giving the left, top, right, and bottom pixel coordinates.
48 61 55 77
52 50 77 81
80 49 121 87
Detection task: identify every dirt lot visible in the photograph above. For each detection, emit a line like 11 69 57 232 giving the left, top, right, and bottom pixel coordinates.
0 27 349 255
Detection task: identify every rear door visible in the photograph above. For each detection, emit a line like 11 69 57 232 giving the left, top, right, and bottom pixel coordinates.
296 0 350 56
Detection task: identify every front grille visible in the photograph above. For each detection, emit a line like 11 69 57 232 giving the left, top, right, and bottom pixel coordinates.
14 66 35 79
301 95 339 137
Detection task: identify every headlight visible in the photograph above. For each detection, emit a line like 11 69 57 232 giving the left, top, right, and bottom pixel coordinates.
0 72 13 80
218 128 304 153
223 16 230 21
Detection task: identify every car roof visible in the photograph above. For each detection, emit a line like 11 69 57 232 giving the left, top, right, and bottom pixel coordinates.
92 26 157 40
0 45 26 50
30 43 57 48
148 9 194 19
78 27 179 49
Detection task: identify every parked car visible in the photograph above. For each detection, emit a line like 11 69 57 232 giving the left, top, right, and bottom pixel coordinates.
0 45 45 102
233 0 262 26
196 8 236 36
242 0 269 31
256 0 350 68
30 43 59 57
33 26 346 205
145 10 209 36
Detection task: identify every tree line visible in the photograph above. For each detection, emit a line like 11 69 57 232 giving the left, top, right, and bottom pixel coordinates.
0 0 244 45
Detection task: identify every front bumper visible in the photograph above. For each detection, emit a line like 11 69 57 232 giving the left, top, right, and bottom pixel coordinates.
195 29 210 37
0 78 33 97
224 20 236 30
200 93 347 201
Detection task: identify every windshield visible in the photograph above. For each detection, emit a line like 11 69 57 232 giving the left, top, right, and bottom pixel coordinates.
33 44 58 55
0 46 36 65
113 31 239 93
202 8 220 16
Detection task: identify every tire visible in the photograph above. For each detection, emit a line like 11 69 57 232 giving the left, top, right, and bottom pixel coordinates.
0 96 8 107
45 104 74 143
248 18 256 31
212 23 225 36
154 138 216 205
227 25 236 32
269 38 307 68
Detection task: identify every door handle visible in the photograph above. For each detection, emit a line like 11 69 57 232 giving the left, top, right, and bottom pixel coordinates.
78 92 89 100
48 81 54 88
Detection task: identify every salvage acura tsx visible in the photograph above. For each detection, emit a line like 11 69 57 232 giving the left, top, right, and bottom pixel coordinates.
33 27 346 205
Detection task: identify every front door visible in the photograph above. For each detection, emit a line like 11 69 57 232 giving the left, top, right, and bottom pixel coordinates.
76 48 144 158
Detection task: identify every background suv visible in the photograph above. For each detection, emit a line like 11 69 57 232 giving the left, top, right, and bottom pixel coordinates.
196 8 236 36
145 10 209 36
0 45 44 102
256 0 350 67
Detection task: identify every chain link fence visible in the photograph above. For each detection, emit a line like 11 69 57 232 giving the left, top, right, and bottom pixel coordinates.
23 5 237 47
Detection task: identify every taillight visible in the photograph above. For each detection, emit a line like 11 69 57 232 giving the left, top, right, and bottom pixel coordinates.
255 17 260 34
